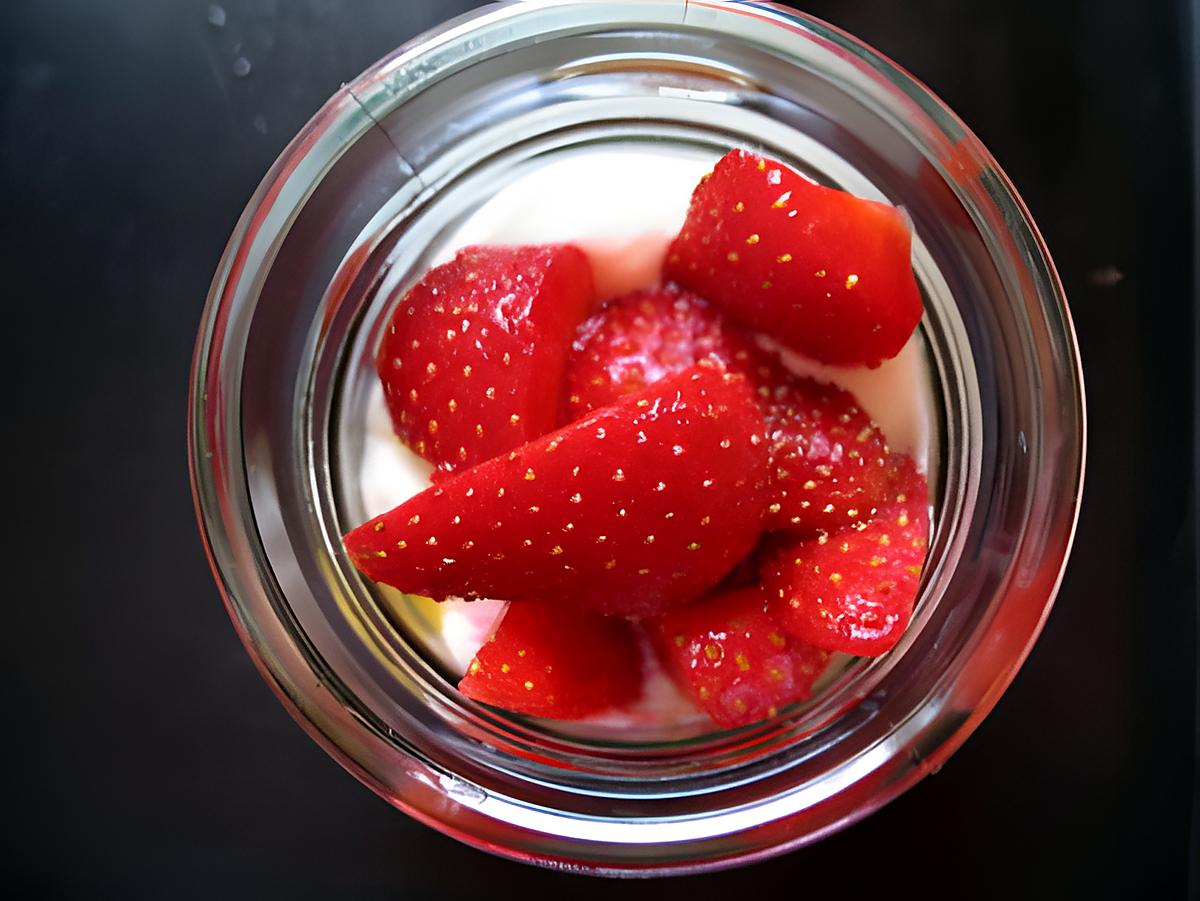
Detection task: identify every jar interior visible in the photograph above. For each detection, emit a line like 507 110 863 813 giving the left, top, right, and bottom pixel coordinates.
322 120 957 752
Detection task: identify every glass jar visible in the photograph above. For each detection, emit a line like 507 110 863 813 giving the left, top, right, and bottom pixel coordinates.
189 0 1085 876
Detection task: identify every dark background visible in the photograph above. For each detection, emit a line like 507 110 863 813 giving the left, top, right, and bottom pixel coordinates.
3 1 1196 897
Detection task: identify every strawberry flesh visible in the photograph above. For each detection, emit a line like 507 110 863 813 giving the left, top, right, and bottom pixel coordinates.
376 244 594 474
665 149 922 368
459 602 642 719
564 286 755 420
761 455 930 656
344 364 771 618
648 587 831 729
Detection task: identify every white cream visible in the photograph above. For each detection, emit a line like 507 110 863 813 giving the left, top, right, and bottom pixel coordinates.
356 146 939 727
433 148 718 301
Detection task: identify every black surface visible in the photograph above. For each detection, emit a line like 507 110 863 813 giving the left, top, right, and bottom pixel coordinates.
4 1 1196 897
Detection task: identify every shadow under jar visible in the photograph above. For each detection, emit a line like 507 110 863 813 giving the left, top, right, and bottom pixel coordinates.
189 0 1085 877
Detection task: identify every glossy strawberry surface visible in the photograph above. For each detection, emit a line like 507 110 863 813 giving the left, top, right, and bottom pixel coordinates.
648 587 830 728
376 244 594 474
345 365 771 618
459 602 642 719
757 364 893 535
665 149 923 368
564 286 755 419
762 455 930 656
563 294 895 537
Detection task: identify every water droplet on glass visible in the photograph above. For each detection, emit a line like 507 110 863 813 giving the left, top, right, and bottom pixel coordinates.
207 4 226 27
252 114 267 134
232 56 251 78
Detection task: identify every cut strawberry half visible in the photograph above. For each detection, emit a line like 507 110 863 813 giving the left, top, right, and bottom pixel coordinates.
376 244 594 474
647 587 831 729
564 286 756 420
344 364 771 618
758 365 893 535
459 602 642 719
761 455 931 656
664 149 923 368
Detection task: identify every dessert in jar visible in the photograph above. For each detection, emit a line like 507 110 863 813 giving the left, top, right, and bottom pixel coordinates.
344 145 939 735
192 0 1084 872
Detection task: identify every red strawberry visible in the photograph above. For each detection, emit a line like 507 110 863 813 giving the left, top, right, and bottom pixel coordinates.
564 287 755 419
757 365 893 535
761 456 930 656
344 364 770 618
376 244 594 474
563 293 892 536
459 602 642 719
664 149 922 368
648 587 830 728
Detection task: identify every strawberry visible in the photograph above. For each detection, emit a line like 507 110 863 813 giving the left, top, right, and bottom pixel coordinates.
647 587 831 728
757 365 893 535
564 287 755 419
561 292 893 536
664 149 923 368
459 602 642 719
344 364 770 618
761 456 930 656
375 244 594 474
